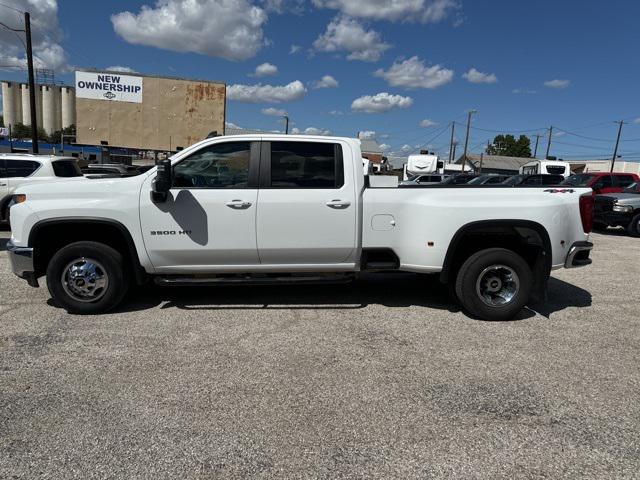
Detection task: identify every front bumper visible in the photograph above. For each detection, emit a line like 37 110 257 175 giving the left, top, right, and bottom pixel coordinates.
594 210 632 227
564 241 593 269
7 240 39 287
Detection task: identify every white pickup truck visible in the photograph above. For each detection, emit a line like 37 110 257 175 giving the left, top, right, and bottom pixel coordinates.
7 135 594 320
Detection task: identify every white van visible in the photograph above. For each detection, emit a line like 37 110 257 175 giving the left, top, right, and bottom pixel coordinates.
519 160 570 178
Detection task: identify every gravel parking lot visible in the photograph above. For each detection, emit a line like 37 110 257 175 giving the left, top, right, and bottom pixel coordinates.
1 226 639 479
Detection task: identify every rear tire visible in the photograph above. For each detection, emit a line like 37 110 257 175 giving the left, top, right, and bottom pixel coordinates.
626 213 640 237
46 241 130 314
454 248 532 321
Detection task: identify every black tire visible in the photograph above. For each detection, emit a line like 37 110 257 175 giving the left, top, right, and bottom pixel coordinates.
626 213 640 237
454 248 532 321
46 241 130 314
592 222 608 232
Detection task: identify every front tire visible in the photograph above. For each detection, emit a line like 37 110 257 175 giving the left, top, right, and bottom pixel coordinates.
626 213 640 237
454 248 532 321
46 241 130 314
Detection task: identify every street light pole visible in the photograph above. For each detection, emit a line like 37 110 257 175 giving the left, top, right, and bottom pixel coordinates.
24 12 39 154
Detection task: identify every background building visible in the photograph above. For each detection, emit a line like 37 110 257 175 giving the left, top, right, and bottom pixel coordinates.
75 70 225 152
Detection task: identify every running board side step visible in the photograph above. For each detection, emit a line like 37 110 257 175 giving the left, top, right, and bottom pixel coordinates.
154 274 355 287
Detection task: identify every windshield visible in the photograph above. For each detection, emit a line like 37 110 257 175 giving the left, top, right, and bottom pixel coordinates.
501 175 526 186
467 176 488 185
560 173 594 186
624 182 640 193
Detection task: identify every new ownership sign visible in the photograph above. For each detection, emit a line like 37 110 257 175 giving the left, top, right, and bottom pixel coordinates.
75 71 143 103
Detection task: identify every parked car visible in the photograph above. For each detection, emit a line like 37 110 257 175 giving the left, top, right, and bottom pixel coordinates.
1 154 84 223
7 134 593 321
501 174 565 186
441 174 479 185
560 172 640 194
593 182 640 236
399 174 450 186
467 174 512 185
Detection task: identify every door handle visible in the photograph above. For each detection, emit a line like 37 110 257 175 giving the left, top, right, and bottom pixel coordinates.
326 199 351 209
226 199 252 209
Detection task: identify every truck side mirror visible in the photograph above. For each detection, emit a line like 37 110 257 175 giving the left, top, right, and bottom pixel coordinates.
151 159 172 203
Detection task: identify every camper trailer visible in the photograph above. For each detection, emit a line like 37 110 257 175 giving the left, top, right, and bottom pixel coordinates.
403 153 443 180
519 160 570 178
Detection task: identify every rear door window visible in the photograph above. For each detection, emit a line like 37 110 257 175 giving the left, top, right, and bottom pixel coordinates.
52 160 82 177
5 160 40 177
616 175 635 188
269 141 343 189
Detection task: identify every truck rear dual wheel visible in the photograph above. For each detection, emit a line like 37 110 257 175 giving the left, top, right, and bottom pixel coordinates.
46 241 130 314
455 248 532 321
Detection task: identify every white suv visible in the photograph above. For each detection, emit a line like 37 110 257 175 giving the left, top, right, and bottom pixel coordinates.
1 154 84 222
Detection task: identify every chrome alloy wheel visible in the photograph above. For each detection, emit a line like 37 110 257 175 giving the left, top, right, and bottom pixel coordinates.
475 264 520 307
61 258 109 303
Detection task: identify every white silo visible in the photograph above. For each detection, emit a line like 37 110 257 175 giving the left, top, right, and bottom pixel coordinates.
20 84 32 126
35 85 43 128
60 86 76 128
42 85 61 134
1 81 22 128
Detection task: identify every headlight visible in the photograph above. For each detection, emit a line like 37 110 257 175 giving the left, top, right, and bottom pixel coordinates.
612 203 633 213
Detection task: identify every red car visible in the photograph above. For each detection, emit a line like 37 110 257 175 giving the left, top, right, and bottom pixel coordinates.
560 172 640 194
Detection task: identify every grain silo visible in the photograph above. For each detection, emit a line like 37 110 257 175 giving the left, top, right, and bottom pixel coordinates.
19 83 42 127
41 85 61 134
1 81 22 128
60 86 76 128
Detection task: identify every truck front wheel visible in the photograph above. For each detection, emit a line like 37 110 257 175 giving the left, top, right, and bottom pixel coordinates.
46 241 130 314
626 213 640 237
454 248 532 321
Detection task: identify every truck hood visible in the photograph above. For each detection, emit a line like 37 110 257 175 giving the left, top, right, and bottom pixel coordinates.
599 193 640 204
15 174 146 197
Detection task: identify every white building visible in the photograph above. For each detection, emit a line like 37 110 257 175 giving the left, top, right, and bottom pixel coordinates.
568 160 640 175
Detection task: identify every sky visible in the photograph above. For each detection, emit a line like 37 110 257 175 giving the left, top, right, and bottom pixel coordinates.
1 0 640 161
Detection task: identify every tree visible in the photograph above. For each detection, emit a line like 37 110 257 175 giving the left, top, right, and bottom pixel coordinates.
486 134 532 158
9 122 47 141
45 124 76 144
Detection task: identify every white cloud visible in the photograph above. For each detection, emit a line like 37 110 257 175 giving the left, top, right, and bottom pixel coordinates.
379 143 391 151
512 88 537 95
374 56 454 89
105 65 137 73
292 126 331 135
312 0 459 23
225 121 242 129
634 118 640 124
252 62 278 77
462 68 498 84
329 110 344 115
289 44 302 54
111 0 267 61
358 130 377 139
351 92 413 113
0 0 69 71
544 79 570 89
261 0 305 13
227 80 307 103
261 107 287 116
399 144 413 153
312 75 339 89
419 119 437 127
313 16 391 62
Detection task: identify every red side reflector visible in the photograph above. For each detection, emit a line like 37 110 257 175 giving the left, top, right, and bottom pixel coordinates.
579 194 594 233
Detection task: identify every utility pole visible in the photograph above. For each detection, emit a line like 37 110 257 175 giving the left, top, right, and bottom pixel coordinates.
25 12 39 154
461 110 477 172
451 141 458 164
610 120 625 173
448 121 455 163
533 134 542 158
479 153 484 174
544 126 553 160
283 115 289 134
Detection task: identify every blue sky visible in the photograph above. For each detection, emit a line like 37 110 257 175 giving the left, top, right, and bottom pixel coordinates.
2 0 640 160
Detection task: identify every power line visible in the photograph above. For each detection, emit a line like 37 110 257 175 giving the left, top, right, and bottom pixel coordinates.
0 2 25 14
